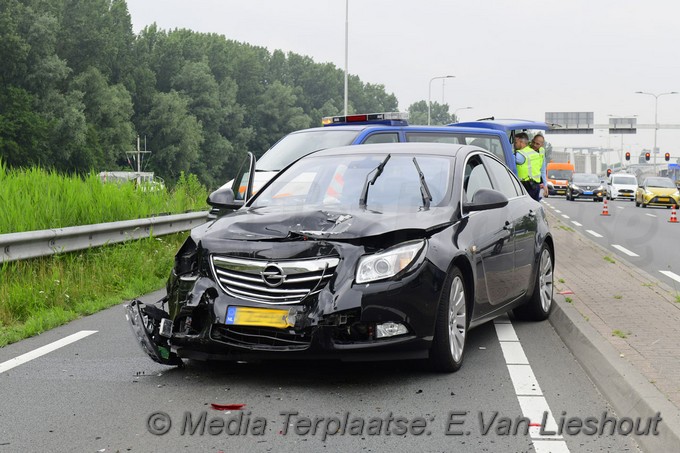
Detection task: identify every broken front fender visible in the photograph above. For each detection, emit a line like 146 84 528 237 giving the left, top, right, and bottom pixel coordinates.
125 299 183 366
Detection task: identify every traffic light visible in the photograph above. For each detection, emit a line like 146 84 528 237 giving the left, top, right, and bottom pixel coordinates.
645 152 651 161
625 152 630 161
665 152 671 162
606 168 612 177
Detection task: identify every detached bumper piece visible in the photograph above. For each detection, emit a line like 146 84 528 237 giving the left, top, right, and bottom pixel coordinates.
125 299 183 366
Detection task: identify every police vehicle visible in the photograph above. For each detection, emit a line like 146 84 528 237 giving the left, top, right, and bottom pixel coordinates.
208 113 550 216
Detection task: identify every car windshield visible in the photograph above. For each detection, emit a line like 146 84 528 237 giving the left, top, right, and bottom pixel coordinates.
646 177 675 188
612 176 637 185
572 173 600 184
255 130 360 171
250 153 453 212
548 170 573 180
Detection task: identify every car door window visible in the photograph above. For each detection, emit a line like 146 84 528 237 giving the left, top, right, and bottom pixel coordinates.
465 136 505 162
483 156 520 198
463 155 493 203
405 132 463 144
362 133 399 144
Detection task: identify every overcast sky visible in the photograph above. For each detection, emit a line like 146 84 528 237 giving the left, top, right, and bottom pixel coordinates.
126 0 680 158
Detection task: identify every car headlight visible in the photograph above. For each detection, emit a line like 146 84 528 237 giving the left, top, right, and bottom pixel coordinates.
356 240 425 284
547 182 554 189
645 190 654 196
673 191 680 198
571 184 580 191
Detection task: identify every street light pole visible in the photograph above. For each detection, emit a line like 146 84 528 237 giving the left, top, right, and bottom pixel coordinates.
635 91 678 174
453 106 473 122
428 75 454 125
344 0 349 116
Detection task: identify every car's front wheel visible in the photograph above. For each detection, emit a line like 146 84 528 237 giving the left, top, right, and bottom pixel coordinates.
429 267 468 372
514 245 554 321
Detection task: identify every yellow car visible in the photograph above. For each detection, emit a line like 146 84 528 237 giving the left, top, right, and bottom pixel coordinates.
635 177 680 208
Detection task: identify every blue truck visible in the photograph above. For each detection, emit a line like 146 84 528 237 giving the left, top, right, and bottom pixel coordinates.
208 113 550 214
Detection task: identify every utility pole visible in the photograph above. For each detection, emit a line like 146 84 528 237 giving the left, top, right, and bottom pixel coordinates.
126 136 151 186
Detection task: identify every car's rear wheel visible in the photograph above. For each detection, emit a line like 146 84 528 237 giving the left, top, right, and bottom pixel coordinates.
514 244 553 321
430 267 468 372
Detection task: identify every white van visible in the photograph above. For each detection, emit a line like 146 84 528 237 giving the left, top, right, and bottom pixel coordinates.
606 173 638 201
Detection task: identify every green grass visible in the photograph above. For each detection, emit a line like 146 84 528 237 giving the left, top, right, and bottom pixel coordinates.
675 295 680 303
613 295 623 300
604 256 616 264
565 297 573 303
558 278 566 284
612 329 629 339
0 159 208 234
557 225 575 232
0 233 188 346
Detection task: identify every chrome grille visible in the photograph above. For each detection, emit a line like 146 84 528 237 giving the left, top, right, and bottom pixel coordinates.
210 256 339 305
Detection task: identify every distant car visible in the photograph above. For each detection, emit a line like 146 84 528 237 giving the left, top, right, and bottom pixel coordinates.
546 162 574 196
606 173 638 201
635 177 680 208
127 143 554 373
566 173 605 202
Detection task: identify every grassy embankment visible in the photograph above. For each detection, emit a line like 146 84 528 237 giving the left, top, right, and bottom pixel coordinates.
0 161 209 346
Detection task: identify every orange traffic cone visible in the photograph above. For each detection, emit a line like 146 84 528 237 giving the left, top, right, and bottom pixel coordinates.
601 198 610 216
670 205 678 223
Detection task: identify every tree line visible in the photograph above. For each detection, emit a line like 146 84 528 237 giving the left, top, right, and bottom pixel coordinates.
1 1 457 189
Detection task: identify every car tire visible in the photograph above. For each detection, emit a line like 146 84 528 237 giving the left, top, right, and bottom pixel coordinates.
635 199 640 207
429 267 468 372
642 202 647 208
513 244 554 321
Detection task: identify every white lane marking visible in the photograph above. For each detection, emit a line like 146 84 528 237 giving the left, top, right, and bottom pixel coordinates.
611 245 639 257
507 365 543 395
533 440 572 453
0 330 97 374
554 210 562 213
499 342 529 364
617 206 624 210
660 271 680 284
494 323 518 341
494 319 569 449
571 221 582 227
561 214 570 219
586 230 603 238
646 213 657 218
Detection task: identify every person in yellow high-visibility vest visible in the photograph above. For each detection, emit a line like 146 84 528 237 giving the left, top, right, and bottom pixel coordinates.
530 134 548 199
514 132 544 201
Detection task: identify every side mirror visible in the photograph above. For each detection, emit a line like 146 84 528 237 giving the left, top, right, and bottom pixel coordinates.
463 188 509 212
207 187 242 209
207 152 256 219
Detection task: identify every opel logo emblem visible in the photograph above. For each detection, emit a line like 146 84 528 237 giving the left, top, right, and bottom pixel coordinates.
261 263 286 287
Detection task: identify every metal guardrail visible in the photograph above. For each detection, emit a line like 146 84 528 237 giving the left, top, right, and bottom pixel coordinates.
0 211 209 263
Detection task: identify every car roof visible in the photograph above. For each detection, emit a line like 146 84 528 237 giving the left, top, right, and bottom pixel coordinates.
293 124 507 136
451 119 550 131
309 142 476 158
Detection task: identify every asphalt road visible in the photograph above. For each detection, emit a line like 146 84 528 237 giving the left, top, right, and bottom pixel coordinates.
543 196 680 289
0 289 642 453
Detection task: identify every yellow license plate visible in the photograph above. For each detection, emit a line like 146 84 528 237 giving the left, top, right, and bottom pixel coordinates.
658 197 670 202
225 306 293 328
556 190 565 194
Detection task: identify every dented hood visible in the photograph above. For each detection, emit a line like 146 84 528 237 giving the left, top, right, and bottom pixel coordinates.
196 205 455 244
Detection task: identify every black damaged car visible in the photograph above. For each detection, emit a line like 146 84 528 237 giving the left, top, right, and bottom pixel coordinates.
126 143 554 372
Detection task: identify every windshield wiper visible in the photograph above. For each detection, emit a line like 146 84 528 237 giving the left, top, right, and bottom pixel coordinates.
412 157 432 209
359 154 391 209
